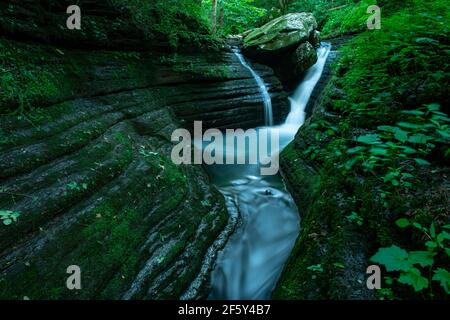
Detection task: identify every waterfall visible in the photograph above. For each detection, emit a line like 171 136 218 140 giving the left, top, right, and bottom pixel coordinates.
233 49 273 126
275 43 332 151
285 44 331 129
208 43 332 300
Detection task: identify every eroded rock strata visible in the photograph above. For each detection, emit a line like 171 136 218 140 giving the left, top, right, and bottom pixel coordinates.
0 1 288 299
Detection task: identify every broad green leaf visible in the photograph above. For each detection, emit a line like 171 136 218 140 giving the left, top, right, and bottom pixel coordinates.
356 134 381 145
401 110 425 116
398 268 429 292
394 129 408 142
437 129 450 139
432 268 450 294
425 103 441 111
370 245 411 272
3 219 12 226
401 173 414 179
425 241 437 249
400 146 417 154
370 148 389 156
414 158 431 166
378 125 397 132
398 122 423 130
407 251 435 267
347 146 365 154
408 134 429 144
396 218 410 228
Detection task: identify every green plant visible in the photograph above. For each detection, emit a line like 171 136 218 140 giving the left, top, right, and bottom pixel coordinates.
371 219 450 296
343 104 449 184
0 210 20 226
201 200 212 208
307 264 324 273
139 146 159 158
346 212 363 226
67 182 88 192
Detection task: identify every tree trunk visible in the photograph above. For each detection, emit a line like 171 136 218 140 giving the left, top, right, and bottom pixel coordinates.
211 0 218 34
218 6 225 33
279 0 290 14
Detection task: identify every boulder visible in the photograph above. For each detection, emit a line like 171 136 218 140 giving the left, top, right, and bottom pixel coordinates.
242 13 320 84
275 42 318 83
243 13 318 57
309 30 321 48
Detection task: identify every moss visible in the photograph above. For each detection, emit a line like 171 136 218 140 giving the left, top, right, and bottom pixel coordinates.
277 2 449 301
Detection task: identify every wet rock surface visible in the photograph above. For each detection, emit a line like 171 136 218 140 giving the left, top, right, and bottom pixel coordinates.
0 1 289 299
242 13 320 84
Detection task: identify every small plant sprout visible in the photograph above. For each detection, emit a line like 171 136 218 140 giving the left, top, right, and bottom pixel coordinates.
0 210 21 226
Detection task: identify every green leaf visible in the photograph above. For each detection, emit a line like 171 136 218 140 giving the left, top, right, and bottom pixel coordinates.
437 129 450 139
401 110 425 116
412 222 425 231
398 268 429 292
437 231 450 245
415 37 439 46
407 251 435 267
396 218 410 228
401 173 414 179
347 146 365 154
425 241 437 249
394 129 408 142
414 158 431 166
378 125 397 132
400 146 418 154
430 223 436 239
398 122 423 130
370 245 411 272
432 268 450 294
408 134 429 144
425 103 441 112
356 134 381 145
0 210 14 218
0 210 20 226
370 148 389 156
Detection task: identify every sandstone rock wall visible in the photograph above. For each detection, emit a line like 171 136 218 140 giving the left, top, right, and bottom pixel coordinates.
0 1 288 299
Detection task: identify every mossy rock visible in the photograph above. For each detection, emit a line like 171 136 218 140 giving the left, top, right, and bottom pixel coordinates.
243 13 318 56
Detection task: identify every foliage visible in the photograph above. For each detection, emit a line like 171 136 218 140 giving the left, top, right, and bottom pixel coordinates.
66 182 89 192
320 0 377 38
287 0 354 29
371 220 450 296
343 104 449 180
277 0 449 300
0 40 67 116
214 0 267 35
111 0 218 49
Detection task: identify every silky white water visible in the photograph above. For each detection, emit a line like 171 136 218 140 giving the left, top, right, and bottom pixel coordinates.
233 49 274 126
208 43 331 300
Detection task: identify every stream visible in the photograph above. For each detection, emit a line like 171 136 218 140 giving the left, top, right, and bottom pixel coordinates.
208 43 331 300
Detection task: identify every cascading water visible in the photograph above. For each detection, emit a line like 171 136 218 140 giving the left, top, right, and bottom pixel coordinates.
208 43 331 300
233 49 274 126
276 43 332 151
